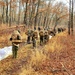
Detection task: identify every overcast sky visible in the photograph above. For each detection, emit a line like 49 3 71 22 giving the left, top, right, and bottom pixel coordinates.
55 0 69 6
46 0 69 6
56 0 75 11
56 0 68 3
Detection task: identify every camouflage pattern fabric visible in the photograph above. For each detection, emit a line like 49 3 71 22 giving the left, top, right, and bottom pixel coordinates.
10 30 22 58
12 44 18 58
32 30 38 48
44 31 49 44
39 30 44 45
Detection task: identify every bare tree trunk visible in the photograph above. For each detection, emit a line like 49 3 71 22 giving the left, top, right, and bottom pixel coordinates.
18 0 21 25
34 0 40 29
38 13 42 26
71 0 73 35
39 13 43 26
24 0 28 25
68 21 70 34
42 2 50 29
48 14 54 28
68 0 71 35
43 16 46 28
2 6 5 24
29 5 32 27
13 7 16 23
9 1 11 27
31 1 35 27
44 14 48 28
53 14 58 31
43 13 49 28
38 13 43 27
45 17 49 28
6 0 8 24
11 6 14 23
29 1 33 28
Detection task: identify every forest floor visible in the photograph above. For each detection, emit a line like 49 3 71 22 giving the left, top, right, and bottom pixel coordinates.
0 26 75 75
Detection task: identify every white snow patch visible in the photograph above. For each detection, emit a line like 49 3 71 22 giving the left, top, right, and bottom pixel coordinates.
0 46 12 61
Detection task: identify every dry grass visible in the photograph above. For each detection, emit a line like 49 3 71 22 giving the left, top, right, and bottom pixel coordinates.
0 29 75 75
21 31 75 75
45 31 67 53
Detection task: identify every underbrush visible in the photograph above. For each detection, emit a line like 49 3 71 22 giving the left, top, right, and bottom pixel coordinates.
20 31 75 75
0 31 75 75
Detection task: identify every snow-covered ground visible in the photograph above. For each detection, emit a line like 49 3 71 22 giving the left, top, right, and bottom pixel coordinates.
0 46 12 61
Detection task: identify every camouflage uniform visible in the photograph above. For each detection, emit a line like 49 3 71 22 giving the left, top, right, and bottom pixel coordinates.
10 30 21 58
58 28 62 33
48 30 55 36
58 27 66 33
39 30 44 45
26 30 33 44
44 30 49 44
32 30 38 48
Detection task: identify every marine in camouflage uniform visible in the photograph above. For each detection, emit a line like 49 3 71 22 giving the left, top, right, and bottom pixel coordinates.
48 30 55 36
10 30 22 58
32 30 38 48
39 30 44 46
26 29 33 44
44 30 49 44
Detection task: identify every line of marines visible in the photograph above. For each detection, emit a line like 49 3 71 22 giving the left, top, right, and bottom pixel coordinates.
25 27 56 47
10 26 66 58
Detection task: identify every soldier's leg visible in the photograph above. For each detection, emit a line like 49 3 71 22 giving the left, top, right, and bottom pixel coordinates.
32 36 36 48
44 39 46 44
12 45 15 58
14 46 18 58
44 35 46 44
33 39 36 47
40 36 43 45
44 35 49 44
42 36 44 45
47 35 49 42
45 35 48 44
27 36 30 43
27 36 29 43
40 36 42 45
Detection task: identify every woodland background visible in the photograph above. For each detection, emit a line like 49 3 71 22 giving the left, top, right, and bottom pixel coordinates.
0 0 74 29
